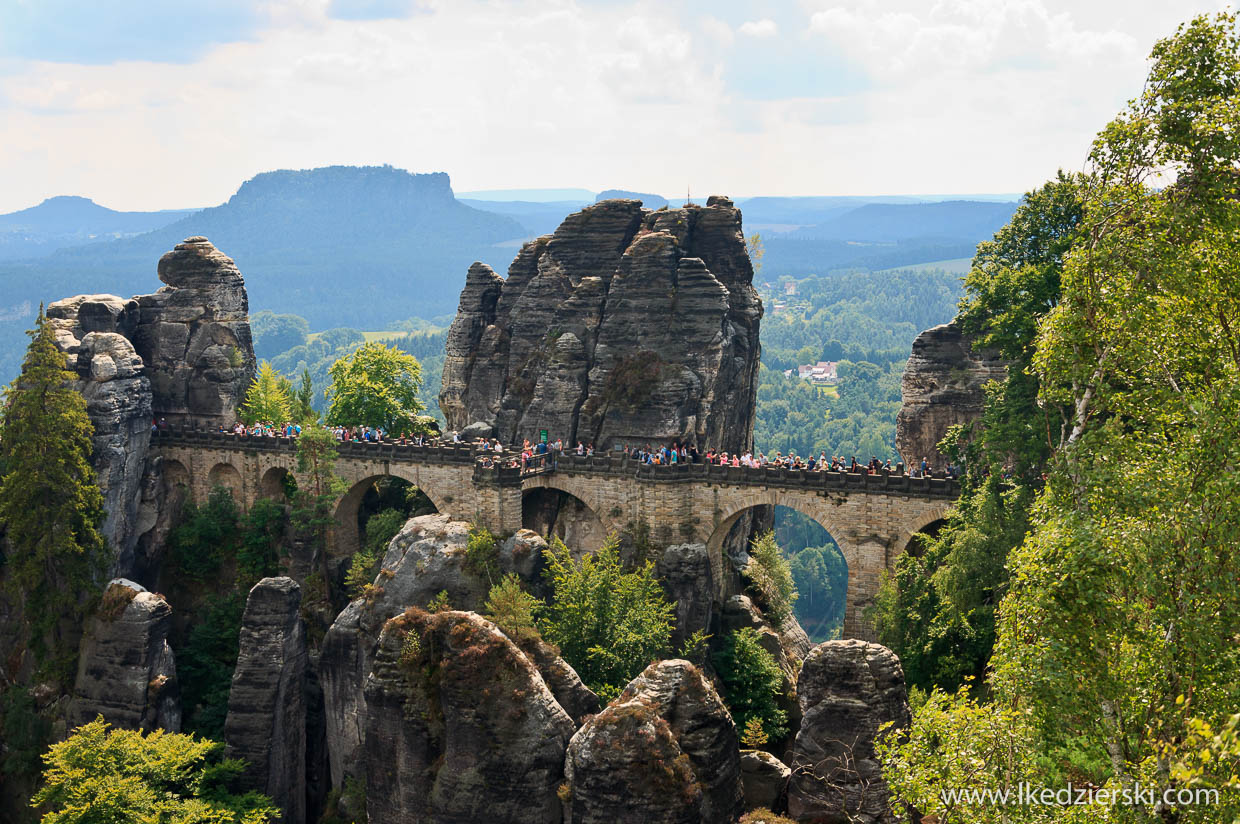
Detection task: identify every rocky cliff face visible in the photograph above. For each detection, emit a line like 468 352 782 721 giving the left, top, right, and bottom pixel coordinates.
786 640 910 824
895 321 1006 469
440 197 762 452
45 237 256 579
320 515 583 792
564 658 743 824
132 236 255 428
364 609 576 824
224 577 307 824
68 579 180 732
46 298 152 576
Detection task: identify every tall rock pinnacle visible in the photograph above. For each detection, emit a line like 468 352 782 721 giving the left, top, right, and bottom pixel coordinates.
440 196 763 452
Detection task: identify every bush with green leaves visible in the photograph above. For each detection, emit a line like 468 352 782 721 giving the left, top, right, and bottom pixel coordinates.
344 508 405 598
169 486 241 581
484 573 540 644
712 628 788 743
34 717 276 824
538 535 674 701
464 524 500 583
744 531 798 628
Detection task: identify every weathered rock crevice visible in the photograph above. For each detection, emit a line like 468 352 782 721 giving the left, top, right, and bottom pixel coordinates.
46 236 255 581
441 197 761 454
895 320 1006 470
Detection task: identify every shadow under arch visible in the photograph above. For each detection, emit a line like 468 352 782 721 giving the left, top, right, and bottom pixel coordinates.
707 501 850 644
162 458 189 494
207 462 243 505
332 471 446 557
521 485 607 556
903 516 949 557
259 466 294 501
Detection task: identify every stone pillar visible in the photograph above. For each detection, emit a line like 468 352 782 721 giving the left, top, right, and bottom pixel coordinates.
469 465 524 534
225 577 307 823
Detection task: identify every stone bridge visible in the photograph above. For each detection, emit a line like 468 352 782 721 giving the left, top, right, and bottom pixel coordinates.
151 430 958 638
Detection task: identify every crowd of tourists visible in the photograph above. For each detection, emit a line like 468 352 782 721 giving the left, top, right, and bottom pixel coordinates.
618 441 952 476
170 416 953 478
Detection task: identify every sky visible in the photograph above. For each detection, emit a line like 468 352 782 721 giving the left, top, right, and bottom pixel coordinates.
0 0 1231 212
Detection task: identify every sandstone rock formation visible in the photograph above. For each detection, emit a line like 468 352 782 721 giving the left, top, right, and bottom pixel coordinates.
46 299 152 575
131 236 255 428
320 515 590 791
656 543 715 649
68 579 180 732
363 609 575 824
46 237 256 579
740 750 791 813
224 577 307 824
895 321 1005 470
564 659 743 824
440 197 762 452
786 640 911 824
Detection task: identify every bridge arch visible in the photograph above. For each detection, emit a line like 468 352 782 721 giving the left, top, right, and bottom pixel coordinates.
260 466 293 501
207 461 244 504
521 480 608 555
704 488 947 640
162 458 189 493
896 503 954 557
331 468 450 557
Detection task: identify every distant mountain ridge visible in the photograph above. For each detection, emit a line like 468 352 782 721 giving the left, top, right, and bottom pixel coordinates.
41 166 526 326
0 195 195 260
0 166 1023 383
792 200 1018 242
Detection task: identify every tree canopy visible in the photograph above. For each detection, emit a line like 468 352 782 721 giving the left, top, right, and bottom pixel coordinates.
239 361 293 425
883 13 1240 820
34 717 276 824
325 341 425 433
0 308 107 677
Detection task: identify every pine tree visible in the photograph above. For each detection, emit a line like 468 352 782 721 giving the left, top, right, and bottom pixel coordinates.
293 367 316 423
0 307 107 675
239 361 292 424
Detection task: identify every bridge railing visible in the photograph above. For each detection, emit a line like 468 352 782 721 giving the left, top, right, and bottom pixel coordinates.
546 452 959 497
150 429 958 498
150 428 480 465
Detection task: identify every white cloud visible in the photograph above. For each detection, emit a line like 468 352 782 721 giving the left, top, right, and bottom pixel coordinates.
738 18 778 37
0 0 1230 210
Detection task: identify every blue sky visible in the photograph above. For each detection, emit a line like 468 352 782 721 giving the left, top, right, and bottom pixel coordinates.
0 0 1230 212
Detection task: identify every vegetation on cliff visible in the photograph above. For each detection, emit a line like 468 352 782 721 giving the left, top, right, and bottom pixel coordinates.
537 535 674 701
871 172 1084 691
0 308 107 679
35 717 276 824
881 13 1240 820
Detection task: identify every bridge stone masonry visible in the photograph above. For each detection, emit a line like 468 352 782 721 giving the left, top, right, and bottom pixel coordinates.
151 429 957 639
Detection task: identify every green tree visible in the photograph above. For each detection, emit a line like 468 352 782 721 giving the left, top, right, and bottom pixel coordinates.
0 308 107 674
484 573 540 644
292 426 346 587
990 12 1240 795
744 531 797 629
538 535 674 701
870 173 1085 693
293 367 316 423
747 233 764 278
240 361 293 424
325 342 425 433
713 628 789 743
34 717 276 824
